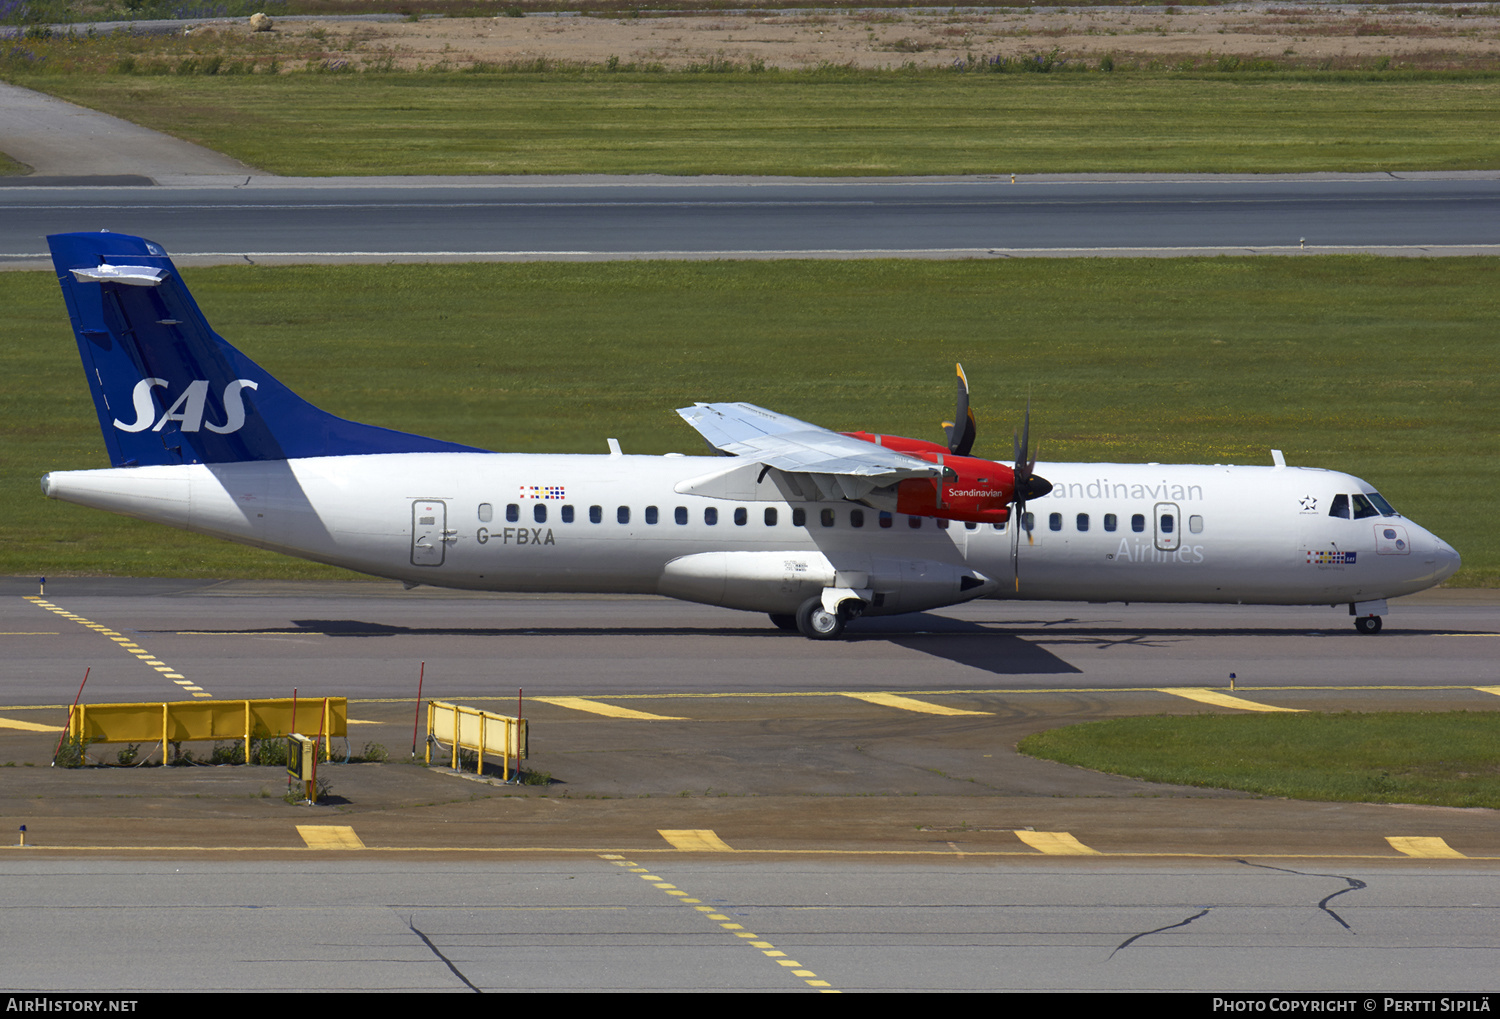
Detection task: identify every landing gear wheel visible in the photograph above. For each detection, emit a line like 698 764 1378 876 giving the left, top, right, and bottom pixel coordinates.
1354 615 1383 635
768 613 797 632
796 597 845 640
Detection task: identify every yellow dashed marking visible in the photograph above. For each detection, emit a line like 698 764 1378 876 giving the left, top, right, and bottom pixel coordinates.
534 696 685 720
841 692 991 716
1015 831 1101 856
296 825 365 850
659 829 734 852
0 716 64 733
24 596 206 699
604 854 839 992
1387 836 1466 859
1160 688 1303 712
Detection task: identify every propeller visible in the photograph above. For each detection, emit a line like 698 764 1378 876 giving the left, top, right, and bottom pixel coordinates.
941 364 976 457
1010 397 1053 591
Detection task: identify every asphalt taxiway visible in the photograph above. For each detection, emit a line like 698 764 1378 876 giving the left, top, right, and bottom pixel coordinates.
2 580 1498 991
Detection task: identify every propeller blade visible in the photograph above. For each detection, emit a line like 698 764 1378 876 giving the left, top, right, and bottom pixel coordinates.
946 363 976 457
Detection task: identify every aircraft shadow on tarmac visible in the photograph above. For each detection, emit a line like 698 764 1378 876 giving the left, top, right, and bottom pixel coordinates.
148 611 1481 677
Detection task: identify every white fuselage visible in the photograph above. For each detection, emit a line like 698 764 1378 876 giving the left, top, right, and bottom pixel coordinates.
40 452 1461 615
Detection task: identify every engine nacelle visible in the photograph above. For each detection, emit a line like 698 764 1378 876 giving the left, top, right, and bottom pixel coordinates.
842 433 1015 525
841 431 951 457
896 454 1015 524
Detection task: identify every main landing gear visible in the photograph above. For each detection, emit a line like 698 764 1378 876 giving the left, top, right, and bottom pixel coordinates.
773 596 865 639
1354 615 1383 635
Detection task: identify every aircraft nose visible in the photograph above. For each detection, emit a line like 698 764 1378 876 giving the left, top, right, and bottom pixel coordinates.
1431 537 1462 584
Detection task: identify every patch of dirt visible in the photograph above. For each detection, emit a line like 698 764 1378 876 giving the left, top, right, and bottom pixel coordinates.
238 6 1500 70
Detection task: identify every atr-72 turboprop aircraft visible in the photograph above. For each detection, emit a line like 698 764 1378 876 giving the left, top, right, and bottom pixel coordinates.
42 232 1460 638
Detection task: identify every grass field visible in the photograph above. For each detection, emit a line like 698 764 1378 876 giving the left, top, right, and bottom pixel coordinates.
1019 711 1500 809
5 256 1495 582
8 72 1500 176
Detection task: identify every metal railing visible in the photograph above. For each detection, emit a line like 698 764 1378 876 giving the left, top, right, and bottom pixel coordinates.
426 700 527 780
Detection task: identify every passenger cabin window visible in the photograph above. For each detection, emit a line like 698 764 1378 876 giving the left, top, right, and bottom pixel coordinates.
1189 515 1204 534
617 506 630 524
908 515 922 529
1023 512 1034 533
821 509 836 527
792 508 807 527
533 504 547 523
965 522 978 531
879 512 893 529
1076 513 1089 532
764 508 777 526
478 503 493 523
675 506 688 525
704 507 718 525
734 507 747 526
1160 514 1175 534
1132 513 1146 533
1049 512 1062 532
589 505 602 524
936 518 949 530
850 510 864 528
646 506 659 525
506 504 520 523
562 505 575 524
1104 513 1117 532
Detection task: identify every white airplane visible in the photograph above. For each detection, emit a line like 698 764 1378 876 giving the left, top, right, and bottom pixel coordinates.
41 232 1460 638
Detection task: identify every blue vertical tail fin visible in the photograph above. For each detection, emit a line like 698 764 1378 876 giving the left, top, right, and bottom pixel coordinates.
49 231 484 468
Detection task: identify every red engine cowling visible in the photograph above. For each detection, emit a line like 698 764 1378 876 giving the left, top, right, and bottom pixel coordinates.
896 452 1015 524
842 433 1015 525
841 431 951 457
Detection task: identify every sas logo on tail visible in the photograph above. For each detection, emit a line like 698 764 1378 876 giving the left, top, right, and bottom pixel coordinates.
113 378 259 434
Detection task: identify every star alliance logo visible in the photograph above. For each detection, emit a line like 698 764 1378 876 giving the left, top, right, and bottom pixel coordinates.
1299 495 1318 512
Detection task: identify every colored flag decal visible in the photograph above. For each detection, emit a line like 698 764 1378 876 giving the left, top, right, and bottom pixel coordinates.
1306 550 1356 565
519 485 566 500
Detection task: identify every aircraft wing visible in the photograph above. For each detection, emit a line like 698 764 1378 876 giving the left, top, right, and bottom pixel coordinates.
676 402 941 482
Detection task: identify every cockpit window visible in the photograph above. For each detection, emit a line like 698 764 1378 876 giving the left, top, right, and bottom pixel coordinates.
1365 491 1398 517
1328 494 1350 519
1350 493 1380 520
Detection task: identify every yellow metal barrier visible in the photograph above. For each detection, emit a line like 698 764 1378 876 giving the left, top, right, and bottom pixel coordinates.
426 700 527 781
67 698 347 765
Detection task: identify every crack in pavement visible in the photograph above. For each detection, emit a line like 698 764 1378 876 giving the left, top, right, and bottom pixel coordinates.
1236 859 1368 931
410 917 481 992
1110 907 1211 959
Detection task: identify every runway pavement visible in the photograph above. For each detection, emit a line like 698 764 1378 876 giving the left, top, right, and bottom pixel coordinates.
2 582 1498 991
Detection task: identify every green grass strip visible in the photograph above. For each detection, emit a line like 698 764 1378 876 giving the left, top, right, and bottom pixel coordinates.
5 257 1496 580
1019 711 1500 809
9 73 1500 175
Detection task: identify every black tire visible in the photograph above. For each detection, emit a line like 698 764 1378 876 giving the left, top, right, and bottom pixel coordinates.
795 597 845 640
1354 615 1383 634
768 613 797 632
